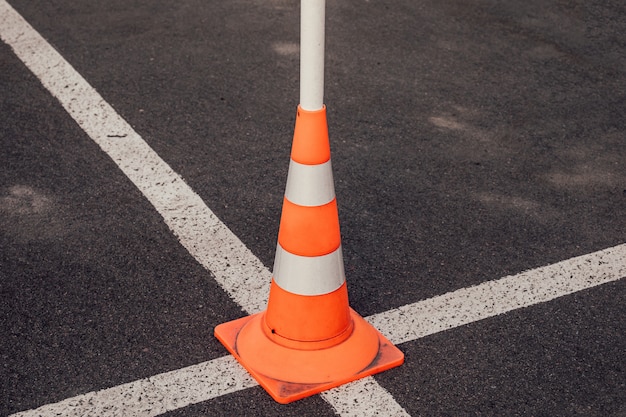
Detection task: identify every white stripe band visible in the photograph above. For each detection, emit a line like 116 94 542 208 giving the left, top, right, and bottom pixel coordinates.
273 243 345 296
285 159 335 207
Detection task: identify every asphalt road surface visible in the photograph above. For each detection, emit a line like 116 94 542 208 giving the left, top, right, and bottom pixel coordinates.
1 0 625 416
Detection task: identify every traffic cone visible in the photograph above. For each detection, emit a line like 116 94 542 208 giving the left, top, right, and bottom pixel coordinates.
214 105 404 404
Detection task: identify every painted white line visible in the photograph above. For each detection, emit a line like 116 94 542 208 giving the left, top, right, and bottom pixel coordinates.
367 243 626 345
10 356 256 417
0 0 269 315
0 1 407 415
321 378 412 417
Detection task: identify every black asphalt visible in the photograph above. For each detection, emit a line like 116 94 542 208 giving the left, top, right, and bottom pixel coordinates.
2 0 625 416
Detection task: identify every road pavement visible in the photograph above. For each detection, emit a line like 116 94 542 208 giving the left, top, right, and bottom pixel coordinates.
1 0 625 415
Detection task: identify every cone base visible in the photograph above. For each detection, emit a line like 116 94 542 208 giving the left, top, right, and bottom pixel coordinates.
214 308 404 404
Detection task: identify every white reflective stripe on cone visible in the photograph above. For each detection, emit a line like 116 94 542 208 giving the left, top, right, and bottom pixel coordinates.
273 243 345 296
285 159 335 207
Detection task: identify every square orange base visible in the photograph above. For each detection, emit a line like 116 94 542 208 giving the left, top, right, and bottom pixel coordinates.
214 310 404 404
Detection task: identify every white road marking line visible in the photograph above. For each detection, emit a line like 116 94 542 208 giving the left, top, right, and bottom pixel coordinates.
10 244 626 417
0 0 270 315
321 378 412 417
367 243 626 345
10 356 256 417
0 1 407 415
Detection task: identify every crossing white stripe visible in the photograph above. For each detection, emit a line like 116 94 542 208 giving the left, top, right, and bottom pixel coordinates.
0 1 407 415
10 356 256 417
366 243 626 345
321 377 412 417
10 244 625 417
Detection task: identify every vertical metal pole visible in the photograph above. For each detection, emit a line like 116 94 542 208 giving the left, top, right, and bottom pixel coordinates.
300 0 325 111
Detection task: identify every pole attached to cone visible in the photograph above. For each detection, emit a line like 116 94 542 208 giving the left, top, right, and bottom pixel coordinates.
300 0 325 111
214 0 404 404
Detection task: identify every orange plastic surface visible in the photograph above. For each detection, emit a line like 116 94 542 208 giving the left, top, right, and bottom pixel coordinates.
291 106 331 165
214 308 404 404
264 279 351 346
277 197 341 257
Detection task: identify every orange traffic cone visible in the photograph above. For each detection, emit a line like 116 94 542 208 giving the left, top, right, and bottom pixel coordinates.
214 105 404 404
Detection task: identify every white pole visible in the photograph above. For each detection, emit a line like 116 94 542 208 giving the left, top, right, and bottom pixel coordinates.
300 0 325 111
